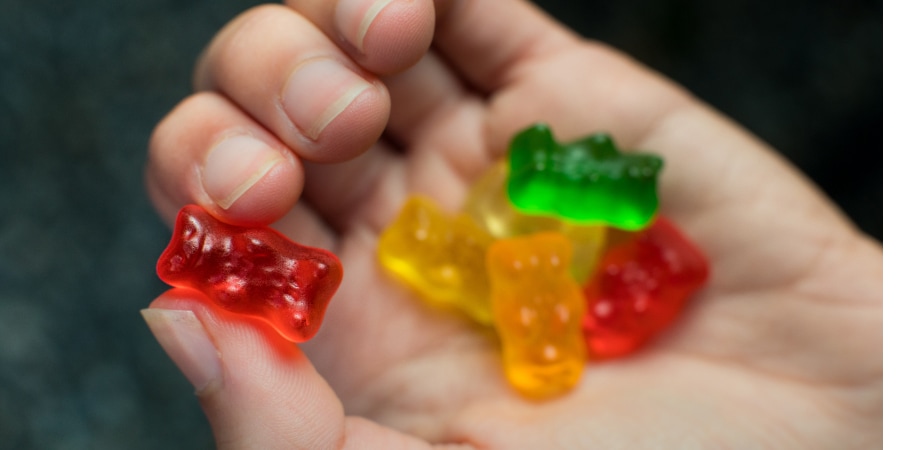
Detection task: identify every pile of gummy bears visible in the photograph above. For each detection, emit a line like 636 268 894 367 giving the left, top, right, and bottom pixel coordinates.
155 123 709 400
377 123 710 398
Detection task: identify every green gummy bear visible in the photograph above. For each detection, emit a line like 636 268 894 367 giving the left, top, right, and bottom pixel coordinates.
506 123 663 231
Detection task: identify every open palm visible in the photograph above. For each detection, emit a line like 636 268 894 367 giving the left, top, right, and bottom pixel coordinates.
145 1 882 448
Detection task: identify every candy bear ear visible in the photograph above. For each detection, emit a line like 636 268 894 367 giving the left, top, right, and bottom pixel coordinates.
485 239 521 281
509 123 556 164
386 196 441 241
158 206 206 278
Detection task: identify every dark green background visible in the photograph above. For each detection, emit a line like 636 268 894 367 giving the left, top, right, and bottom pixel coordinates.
0 0 881 448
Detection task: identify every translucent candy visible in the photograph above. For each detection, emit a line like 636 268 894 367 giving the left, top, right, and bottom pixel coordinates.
157 205 343 343
464 161 607 283
378 196 494 325
487 232 587 398
507 123 663 230
582 217 709 358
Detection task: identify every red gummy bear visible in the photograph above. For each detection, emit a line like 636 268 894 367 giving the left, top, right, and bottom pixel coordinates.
156 205 343 343
582 216 709 359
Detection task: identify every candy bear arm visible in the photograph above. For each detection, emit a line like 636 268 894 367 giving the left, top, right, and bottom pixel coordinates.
377 196 494 325
464 161 607 284
487 232 587 398
156 205 343 343
582 216 709 358
506 123 664 230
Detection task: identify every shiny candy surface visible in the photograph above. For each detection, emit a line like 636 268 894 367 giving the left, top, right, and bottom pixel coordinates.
378 196 494 325
582 217 709 358
487 232 587 398
372 124 709 399
464 162 608 284
157 205 343 343
506 123 663 230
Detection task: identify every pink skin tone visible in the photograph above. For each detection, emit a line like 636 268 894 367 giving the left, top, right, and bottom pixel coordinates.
142 1 882 448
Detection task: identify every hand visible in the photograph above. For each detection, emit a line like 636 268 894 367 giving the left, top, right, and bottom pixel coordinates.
143 1 883 448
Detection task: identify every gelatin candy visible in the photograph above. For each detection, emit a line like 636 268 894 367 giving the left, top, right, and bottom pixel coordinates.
487 232 587 398
157 205 343 343
378 196 494 325
506 123 663 230
582 217 709 358
464 161 607 283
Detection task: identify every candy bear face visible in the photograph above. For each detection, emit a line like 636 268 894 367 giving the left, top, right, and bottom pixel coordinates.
487 232 573 284
486 232 587 397
157 205 343 343
377 196 494 324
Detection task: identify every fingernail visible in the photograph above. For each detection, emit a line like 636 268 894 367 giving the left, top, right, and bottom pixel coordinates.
202 135 283 210
336 0 395 52
141 308 222 393
281 59 371 140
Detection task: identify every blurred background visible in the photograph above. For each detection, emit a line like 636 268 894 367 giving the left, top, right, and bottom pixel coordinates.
0 0 881 448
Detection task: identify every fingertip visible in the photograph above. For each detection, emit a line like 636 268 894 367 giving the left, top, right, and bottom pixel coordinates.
286 72 391 164
142 295 223 394
201 134 304 227
145 289 347 448
336 0 435 74
147 288 302 365
282 59 371 142
146 93 304 228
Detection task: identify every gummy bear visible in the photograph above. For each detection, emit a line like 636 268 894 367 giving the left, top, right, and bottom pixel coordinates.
506 123 664 230
378 196 494 325
486 232 587 398
582 216 709 359
464 161 607 284
157 205 343 343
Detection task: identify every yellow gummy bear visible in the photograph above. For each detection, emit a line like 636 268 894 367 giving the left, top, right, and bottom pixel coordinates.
378 195 494 325
463 162 607 283
487 232 587 398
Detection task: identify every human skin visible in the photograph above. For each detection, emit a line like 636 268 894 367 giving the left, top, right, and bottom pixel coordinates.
143 0 882 448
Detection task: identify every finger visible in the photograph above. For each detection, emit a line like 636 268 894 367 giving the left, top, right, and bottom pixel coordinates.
142 289 434 449
382 51 469 146
146 92 303 227
302 141 407 233
300 51 490 235
283 0 435 75
143 289 345 449
379 52 492 207
195 4 390 163
146 83 402 238
433 0 578 92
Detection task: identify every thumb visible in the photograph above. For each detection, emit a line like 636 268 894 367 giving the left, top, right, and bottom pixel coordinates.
142 288 432 450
